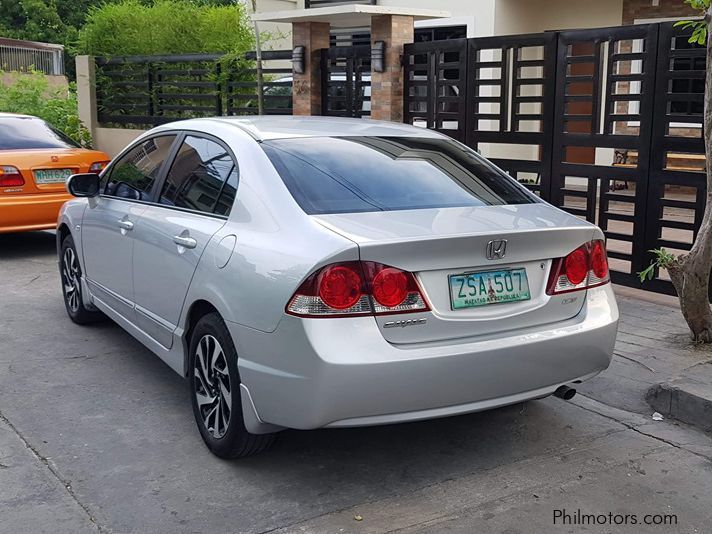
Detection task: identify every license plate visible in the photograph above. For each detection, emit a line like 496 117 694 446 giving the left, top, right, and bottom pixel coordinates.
34 169 73 184
449 268 531 309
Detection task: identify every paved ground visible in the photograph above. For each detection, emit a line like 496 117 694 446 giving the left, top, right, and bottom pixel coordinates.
1 230 712 534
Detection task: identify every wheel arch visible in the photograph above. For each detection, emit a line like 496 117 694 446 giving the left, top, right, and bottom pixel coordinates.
56 222 72 255
182 299 220 376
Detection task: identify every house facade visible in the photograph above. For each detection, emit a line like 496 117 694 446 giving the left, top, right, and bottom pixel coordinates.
252 0 700 50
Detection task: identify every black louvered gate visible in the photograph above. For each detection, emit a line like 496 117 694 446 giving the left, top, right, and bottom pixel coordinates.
320 45 371 118
403 22 706 295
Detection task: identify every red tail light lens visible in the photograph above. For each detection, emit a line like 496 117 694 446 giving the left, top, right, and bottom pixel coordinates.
547 239 610 295
318 265 363 309
564 246 588 285
590 240 609 280
0 166 25 187
287 261 430 318
89 161 109 173
371 268 408 307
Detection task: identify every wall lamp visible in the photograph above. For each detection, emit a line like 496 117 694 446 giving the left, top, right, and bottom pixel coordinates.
371 40 386 73
292 46 305 75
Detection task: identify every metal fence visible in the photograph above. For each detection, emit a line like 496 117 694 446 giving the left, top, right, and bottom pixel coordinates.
320 45 371 117
403 22 707 295
0 38 64 75
95 50 292 127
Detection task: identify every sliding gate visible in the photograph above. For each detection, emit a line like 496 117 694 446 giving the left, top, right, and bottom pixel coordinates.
403 22 706 294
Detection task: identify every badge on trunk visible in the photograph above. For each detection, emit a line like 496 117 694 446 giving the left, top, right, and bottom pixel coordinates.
486 239 507 260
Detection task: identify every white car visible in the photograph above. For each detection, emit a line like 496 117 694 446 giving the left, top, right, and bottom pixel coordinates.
58 116 618 458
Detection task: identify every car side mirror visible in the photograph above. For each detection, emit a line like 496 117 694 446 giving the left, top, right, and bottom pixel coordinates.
67 173 100 198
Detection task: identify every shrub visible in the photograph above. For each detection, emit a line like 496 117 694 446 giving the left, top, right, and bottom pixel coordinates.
0 70 92 147
73 0 255 58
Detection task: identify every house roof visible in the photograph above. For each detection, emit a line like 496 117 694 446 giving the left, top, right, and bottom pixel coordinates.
0 37 64 51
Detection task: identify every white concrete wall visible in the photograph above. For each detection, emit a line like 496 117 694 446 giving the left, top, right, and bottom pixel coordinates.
379 0 495 38
251 0 298 50
494 0 623 35
94 127 147 158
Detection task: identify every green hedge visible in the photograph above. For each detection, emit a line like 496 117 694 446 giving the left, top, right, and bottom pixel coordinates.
73 0 255 58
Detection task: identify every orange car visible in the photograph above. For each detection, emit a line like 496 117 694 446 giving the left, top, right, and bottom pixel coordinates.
0 113 110 233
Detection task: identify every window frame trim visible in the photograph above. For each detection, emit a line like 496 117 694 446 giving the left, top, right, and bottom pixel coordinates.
99 132 183 206
151 130 240 219
97 130 240 219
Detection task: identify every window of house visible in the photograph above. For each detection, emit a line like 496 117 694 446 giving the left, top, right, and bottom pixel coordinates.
414 25 467 43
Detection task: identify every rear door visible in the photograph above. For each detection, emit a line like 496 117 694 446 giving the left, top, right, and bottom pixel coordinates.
131 133 237 348
81 134 178 321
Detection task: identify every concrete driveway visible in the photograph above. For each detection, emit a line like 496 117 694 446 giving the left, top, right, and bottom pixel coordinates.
1 231 711 534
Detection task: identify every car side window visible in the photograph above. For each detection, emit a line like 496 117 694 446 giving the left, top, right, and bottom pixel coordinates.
159 135 237 216
103 135 177 201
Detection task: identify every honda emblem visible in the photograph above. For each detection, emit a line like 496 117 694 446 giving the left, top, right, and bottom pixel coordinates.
486 239 507 260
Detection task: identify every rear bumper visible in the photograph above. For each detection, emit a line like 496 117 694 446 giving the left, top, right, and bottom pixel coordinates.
231 284 618 431
0 192 69 233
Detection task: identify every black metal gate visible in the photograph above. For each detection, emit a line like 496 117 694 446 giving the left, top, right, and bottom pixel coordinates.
403 22 706 294
320 45 371 117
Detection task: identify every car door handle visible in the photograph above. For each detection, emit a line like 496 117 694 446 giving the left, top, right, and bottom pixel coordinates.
117 220 134 231
173 235 197 249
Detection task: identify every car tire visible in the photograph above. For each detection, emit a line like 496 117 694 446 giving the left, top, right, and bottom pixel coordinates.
189 312 276 459
60 235 103 325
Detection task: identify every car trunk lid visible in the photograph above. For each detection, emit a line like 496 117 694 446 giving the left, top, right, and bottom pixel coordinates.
1 148 107 195
314 203 597 344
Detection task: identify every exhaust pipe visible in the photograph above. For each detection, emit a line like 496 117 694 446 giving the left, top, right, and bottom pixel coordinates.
553 385 576 400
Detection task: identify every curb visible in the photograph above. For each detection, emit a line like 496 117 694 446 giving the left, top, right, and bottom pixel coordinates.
645 363 712 433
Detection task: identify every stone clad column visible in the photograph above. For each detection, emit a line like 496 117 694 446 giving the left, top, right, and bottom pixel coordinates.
292 21 330 115
370 15 414 123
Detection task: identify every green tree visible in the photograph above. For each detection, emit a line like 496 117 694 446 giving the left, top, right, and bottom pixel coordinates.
640 0 712 342
0 0 237 47
0 0 89 45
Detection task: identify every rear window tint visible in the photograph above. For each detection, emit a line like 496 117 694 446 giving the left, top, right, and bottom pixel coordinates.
0 117 80 149
261 136 535 215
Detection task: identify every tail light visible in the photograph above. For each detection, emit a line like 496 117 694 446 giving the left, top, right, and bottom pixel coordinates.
0 166 25 187
546 239 610 295
89 161 110 173
287 261 430 317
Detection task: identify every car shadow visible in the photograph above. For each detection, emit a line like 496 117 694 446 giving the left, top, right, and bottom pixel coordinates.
0 230 56 260
109 325 570 485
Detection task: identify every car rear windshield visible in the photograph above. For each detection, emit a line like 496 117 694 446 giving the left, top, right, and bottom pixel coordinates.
0 117 80 150
260 136 536 215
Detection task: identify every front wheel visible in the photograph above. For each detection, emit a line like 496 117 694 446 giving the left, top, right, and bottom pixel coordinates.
189 313 276 458
60 235 103 324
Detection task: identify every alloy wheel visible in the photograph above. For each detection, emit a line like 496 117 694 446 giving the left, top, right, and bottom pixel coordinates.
193 334 232 439
62 247 81 313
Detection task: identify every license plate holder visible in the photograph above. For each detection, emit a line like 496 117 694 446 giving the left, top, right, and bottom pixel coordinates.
449 268 531 310
34 169 73 184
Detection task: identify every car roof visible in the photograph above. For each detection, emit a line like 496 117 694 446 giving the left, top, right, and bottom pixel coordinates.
0 112 39 119
159 116 445 141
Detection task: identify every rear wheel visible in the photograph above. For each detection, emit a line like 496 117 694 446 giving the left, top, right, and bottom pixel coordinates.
60 235 103 324
189 312 276 458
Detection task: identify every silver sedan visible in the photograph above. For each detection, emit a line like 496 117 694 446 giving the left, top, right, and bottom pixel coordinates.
58 117 618 458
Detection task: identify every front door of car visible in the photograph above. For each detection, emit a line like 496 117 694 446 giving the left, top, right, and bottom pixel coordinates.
81 135 177 322
131 134 238 348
